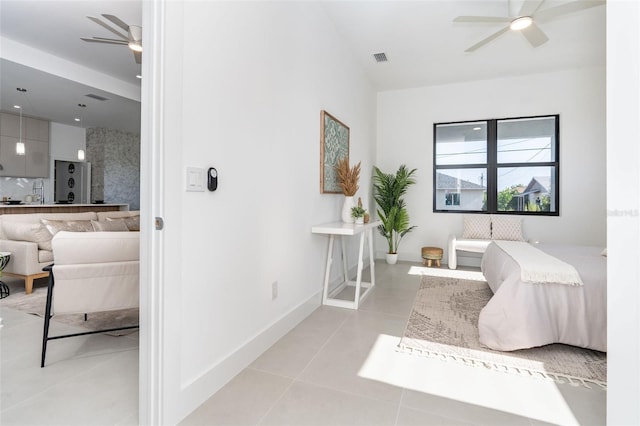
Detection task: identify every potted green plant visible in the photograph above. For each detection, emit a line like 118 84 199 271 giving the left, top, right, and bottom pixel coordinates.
351 205 366 224
373 165 417 264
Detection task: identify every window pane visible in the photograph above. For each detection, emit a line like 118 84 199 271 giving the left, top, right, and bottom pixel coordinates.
435 168 487 211
497 166 556 213
497 117 556 164
435 122 487 165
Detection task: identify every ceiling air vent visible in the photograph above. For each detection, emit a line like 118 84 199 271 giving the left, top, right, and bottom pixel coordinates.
85 93 109 101
373 52 388 63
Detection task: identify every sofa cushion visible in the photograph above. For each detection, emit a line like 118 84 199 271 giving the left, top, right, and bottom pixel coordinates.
97 211 140 221
106 216 140 231
40 220 94 251
39 250 54 263
2 222 52 250
491 216 525 241
91 220 129 232
462 215 492 239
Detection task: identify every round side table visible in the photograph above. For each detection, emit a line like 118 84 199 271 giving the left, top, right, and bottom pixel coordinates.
0 252 12 299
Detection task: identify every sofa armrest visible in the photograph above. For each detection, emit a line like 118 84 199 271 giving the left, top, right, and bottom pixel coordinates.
0 239 41 275
52 231 139 265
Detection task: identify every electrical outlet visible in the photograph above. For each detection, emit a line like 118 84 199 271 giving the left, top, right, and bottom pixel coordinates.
271 281 278 300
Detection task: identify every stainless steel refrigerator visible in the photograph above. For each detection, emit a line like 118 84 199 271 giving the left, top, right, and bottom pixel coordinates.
54 160 91 204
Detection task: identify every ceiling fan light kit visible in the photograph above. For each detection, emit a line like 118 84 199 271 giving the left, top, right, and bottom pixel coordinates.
454 0 605 52
82 14 142 63
510 16 533 31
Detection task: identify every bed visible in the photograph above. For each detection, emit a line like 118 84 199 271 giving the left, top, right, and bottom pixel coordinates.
479 241 607 352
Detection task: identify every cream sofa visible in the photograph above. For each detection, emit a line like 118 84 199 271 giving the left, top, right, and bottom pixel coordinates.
0 210 139 294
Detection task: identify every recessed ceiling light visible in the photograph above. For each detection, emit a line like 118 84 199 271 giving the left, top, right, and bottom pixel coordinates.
74 118 81 122
136 74 142 79
13 105 21 109
473 127 481 130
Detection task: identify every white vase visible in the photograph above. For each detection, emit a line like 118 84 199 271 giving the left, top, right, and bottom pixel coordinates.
386 253 398 264
341 196 355 223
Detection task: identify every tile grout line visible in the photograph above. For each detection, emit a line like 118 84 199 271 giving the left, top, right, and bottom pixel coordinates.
254 310 354 425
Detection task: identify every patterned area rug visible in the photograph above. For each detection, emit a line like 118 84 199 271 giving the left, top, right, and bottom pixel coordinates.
399 274 606 388
0 278 138 335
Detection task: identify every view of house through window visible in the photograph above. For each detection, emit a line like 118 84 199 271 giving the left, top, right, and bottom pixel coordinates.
434 115 559 215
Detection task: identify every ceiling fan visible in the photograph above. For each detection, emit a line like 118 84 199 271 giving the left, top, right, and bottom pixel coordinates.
454 0 605 52
81 14 142 64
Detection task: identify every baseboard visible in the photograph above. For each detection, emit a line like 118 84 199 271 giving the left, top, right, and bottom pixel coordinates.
176 290 321 423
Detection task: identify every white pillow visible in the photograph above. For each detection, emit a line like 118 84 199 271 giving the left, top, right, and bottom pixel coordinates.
462 215 492 239
491 216 525 241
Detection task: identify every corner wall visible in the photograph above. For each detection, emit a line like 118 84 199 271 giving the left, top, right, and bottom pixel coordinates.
376 67 606 264
154 3 376 423
86 127 140 210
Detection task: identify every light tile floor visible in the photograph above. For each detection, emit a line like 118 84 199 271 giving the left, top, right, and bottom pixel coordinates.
0 278 139 426
0 262 607 426
181 261 606 426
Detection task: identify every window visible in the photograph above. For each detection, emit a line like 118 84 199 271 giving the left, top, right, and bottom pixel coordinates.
433 115 559 215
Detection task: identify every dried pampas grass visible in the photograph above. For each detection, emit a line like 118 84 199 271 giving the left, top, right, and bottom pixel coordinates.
335 158 361 196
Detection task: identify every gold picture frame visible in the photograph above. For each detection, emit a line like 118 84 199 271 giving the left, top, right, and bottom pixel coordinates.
320 110 350 194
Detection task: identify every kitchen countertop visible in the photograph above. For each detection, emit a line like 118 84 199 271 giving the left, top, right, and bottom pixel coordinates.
0 203 128 208
0 203 130 214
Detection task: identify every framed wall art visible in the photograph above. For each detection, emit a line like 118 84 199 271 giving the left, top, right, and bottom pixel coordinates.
320 110 350 194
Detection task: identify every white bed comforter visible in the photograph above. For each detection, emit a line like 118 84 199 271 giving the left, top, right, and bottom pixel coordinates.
479 242 607 352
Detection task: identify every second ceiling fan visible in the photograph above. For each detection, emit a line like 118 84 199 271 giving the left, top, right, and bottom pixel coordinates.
81 14 142 64
454 0 605 52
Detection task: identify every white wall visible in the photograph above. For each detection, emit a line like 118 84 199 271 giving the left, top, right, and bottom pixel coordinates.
607 1 640 423
376 67 606 264
154 2 376 423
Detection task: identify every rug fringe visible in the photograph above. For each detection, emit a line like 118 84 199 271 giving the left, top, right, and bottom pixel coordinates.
397 344 607 390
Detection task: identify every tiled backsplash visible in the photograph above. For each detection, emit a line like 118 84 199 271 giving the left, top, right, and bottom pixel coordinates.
0 177 50 204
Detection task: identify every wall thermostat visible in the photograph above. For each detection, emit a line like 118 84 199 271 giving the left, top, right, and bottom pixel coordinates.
208 167 218 191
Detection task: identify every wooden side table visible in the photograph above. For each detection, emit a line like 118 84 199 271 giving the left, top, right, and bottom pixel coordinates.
421 246 443 267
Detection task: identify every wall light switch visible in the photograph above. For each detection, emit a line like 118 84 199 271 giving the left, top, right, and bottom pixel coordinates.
186 167 206 192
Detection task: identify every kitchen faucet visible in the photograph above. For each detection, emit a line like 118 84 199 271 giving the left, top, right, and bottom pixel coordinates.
32 179 45 204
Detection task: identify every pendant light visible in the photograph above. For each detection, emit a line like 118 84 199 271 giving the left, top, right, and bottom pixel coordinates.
76 103 87 161
16 106 25 156
15 88 27 156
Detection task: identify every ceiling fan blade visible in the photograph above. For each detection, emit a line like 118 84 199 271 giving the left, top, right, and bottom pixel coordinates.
87 16 127 40
128 25 142 43
102 14 130 32
133 51 142 64
518 0 545 17
465 26 510 52
535 0 605 23
454 16 511 23
81 37 128 45
521 22 549 47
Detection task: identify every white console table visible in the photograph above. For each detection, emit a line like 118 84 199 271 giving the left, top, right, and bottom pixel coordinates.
311 221 380 310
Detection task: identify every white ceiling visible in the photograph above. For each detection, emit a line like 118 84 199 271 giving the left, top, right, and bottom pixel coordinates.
0 1 605 133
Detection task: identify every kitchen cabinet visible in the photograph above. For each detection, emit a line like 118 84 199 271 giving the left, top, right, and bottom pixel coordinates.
0 111 50 177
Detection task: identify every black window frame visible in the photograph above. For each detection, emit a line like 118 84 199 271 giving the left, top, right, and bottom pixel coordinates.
433 114 560 216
